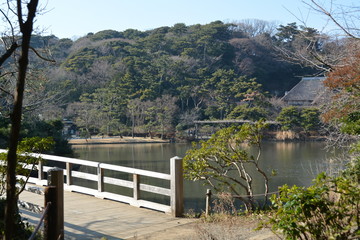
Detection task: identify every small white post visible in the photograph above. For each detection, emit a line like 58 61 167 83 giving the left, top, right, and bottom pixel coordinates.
66 162 72 186
170 156 184 217
97 163 104 192
205 189 212 217
38 160 44 181
133 174 140 200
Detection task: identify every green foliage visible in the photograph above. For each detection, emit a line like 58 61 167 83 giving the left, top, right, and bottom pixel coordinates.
340 111 360 135
300 108 321 132
276 107 322 132
0 117 10 148
227 105 268 121
22 119 73 156
276 106 301 130
7 21 320 138
184 120 269 211
0 137 54 195
63 47 98 73
267 165 360 239
89 29 123 41
0 137 52 239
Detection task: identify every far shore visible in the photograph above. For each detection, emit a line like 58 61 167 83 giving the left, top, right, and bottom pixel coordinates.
68 136 170 145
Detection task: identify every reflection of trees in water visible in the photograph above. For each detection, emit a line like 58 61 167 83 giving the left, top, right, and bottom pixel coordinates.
72 142 333 210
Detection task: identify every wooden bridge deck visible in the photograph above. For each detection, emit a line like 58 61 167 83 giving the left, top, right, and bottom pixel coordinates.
19 186 195 240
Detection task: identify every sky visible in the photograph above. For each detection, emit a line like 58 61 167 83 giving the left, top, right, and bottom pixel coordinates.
34 0 342 39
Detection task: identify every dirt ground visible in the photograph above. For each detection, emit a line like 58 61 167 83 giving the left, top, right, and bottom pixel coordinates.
132 216 279 240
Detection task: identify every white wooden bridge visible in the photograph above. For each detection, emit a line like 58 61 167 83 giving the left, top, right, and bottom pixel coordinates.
0 150 194 239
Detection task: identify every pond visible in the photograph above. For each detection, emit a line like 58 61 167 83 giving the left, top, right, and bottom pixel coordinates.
72 141 336 212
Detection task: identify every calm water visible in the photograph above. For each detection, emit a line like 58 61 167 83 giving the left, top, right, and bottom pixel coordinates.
72 141 333 212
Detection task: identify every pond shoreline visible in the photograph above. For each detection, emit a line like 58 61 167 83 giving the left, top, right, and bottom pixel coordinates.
68 136 169 145
68 129 330 145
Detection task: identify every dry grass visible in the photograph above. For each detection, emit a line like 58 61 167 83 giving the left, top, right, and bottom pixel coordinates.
275 131 300 140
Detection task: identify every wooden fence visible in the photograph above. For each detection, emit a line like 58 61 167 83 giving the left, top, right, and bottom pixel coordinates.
0 149 184 217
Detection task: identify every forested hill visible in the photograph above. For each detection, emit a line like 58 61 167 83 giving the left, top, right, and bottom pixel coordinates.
4 20 321 138
46 21 316 97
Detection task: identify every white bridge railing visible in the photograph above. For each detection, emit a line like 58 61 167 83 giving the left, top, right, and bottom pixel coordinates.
0 150 184 217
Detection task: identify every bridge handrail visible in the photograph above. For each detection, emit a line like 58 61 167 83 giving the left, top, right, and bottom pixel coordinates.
0 149 184 217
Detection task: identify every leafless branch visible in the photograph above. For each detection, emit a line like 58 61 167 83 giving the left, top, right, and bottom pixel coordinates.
312 0 359 39
0 8 15 40
29 47 55 63
0 85 13 97
0 43 19 67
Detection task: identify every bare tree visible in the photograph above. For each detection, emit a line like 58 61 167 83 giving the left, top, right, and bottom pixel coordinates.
230 19 279 37
0 1 40 239
276 0 360 72
302 0 360 39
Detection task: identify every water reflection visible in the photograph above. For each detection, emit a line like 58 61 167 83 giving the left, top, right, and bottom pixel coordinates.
72 141 332 212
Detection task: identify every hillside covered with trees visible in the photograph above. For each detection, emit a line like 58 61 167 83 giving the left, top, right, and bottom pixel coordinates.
1 20 325 140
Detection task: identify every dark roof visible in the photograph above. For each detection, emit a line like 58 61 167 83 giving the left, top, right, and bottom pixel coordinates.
282 77 325 103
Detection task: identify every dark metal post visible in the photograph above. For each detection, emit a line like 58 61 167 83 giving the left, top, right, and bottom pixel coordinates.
47 168 64 240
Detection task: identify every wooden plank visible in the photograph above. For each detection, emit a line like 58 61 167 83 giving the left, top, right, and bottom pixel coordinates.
71 171 97 181
100 163 171 180
32 153 100 167
137 200 171 213
103 176 171 196
2 148 180 215
139 184 171 196
103 176 133 188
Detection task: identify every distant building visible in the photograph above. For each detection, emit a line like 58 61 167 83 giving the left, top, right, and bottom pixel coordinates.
282 77 326 106
62 119 78 138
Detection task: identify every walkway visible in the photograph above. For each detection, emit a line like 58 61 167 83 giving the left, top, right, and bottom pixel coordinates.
19 186 196 240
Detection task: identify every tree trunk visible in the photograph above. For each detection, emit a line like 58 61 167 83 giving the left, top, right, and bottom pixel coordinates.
5 1 39 239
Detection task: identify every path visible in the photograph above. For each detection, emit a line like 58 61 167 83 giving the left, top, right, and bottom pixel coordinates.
19 187 195 240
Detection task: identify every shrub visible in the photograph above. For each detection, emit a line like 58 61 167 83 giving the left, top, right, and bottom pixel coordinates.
184 120 270 212
266 164 360 239
276 106 301 131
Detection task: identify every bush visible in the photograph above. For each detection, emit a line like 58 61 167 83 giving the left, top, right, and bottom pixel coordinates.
276 106 301 130
300 108 321 132
184 120 270 212
266 162 360 239
227 105 268 121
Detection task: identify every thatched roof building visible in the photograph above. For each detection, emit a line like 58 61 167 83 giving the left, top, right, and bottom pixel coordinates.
282 77 326 106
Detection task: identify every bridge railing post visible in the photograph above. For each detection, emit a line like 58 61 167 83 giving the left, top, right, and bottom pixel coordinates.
66 162 72 186
97 163 104 192
170 156 184 217
133 174 140 200
46 168 64 240
38 160 43 182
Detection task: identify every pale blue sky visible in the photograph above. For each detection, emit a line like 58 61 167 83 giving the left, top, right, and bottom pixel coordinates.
34 0 345 39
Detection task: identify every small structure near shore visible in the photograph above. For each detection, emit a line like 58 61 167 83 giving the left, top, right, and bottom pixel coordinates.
282 77 326 106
